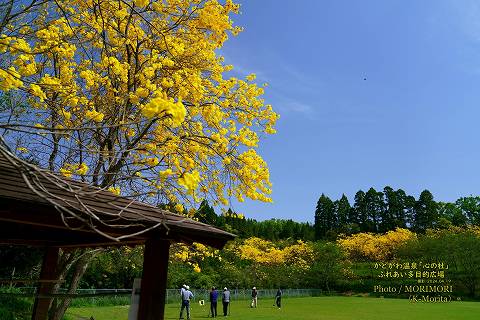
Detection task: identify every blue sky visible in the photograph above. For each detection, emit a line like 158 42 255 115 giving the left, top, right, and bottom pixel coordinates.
220 0 480 223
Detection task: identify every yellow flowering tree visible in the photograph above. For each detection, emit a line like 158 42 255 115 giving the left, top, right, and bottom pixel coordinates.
235 237 315 286
0 1 278 318
0 0 278 208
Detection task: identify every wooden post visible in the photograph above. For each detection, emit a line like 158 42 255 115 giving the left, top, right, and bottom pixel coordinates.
137 237 170 320
32 246 59 320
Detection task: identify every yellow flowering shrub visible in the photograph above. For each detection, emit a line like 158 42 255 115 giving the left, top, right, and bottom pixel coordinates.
337 228 416 261
238 237 284 264
171 242 219 273
283 240 316 271
237 237 315 270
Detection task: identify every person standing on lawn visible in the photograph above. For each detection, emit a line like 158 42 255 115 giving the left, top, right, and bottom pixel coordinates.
251 287 258 308
180 284 186 297
222 287 230 316
275 288 282 309
179 285 194 320
210 286 218 317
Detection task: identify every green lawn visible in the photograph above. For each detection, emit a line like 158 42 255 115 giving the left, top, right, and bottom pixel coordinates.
66 296 480 320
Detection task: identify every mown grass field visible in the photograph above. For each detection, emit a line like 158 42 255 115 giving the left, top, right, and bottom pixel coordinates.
66 296 480 320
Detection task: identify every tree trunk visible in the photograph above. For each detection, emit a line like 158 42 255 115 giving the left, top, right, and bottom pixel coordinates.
47 249 101 320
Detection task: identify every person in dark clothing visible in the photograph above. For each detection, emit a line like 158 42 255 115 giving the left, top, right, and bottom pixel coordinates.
251 287 258 308
209 286 218 317
222 287 230 316
275 288 282 308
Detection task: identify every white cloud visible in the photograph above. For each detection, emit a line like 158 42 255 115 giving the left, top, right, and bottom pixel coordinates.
272 96 318 119
282 101 315 115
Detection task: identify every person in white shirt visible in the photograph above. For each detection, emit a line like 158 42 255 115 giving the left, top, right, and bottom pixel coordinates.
179 285 194 320
222 287 230 316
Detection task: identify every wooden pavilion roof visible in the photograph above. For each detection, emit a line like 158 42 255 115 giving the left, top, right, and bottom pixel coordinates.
0 148 235 249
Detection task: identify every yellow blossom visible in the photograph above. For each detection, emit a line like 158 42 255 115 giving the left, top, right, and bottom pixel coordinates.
76 163 89 175
174 203 184 213
108 186 121 195
134 0 149 8
85 109 105 122
126 128 135 137
30 84 47 101
145 157 159 166
60 168 72 178
178 170 201 193
61 109 72 121
159 169 173 181
0 67 23 91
